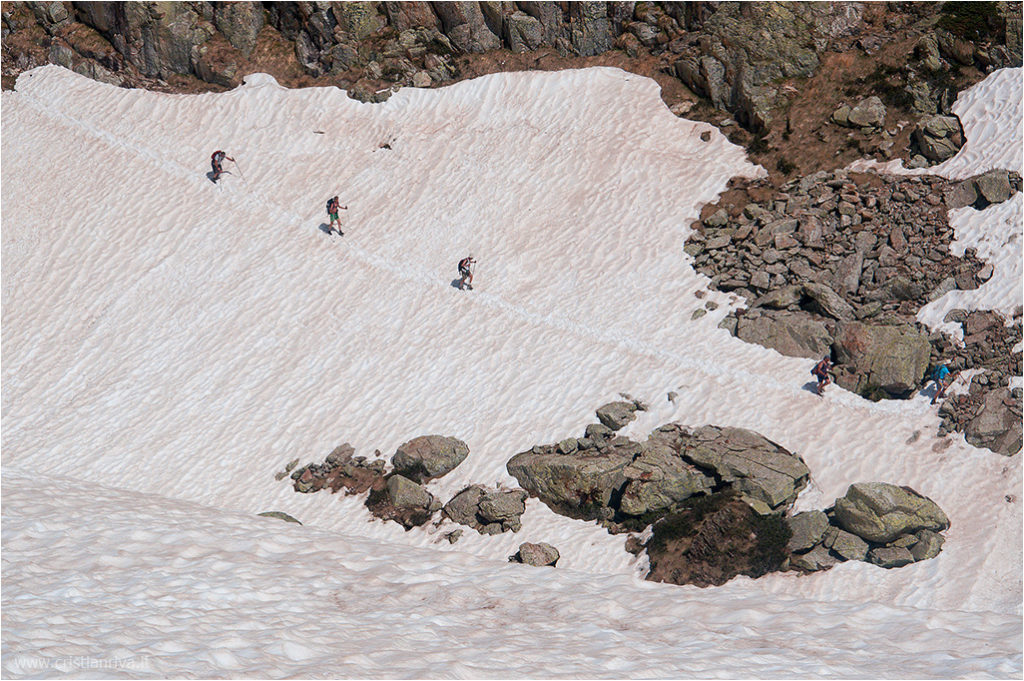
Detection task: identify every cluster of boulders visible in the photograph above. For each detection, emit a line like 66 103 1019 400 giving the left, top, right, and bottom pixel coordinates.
832 95 887 132
276 400 951 585
939 379 1024 457
443 484 528 535
688 168 1021 410
787 482 949 571
503 401 950 586
281 434 557 547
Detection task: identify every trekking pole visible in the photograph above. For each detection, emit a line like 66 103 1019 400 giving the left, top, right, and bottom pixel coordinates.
233 159 246 181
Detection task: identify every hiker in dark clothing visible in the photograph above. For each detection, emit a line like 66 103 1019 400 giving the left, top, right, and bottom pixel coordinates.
457 255 476 290
210 150 234 182
812 356 832 395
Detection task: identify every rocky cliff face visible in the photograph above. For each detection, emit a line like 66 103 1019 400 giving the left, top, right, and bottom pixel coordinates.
3 2 1021 177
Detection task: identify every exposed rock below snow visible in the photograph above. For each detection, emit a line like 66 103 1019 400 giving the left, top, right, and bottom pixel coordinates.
619 428 716 517
443 485 529 534
678 425 810 514
789 544 839 572
786 510 829 553
257 511 302 524
366 474 441 530
506 438 634 521
510 542 560 567
833 482 949 544
821 526 869 561
867 546 915 568
595 400 642 431
735 309 834 360
831 321 931 398
974 169 1015 206
964 387 1023 457
392 435 469 483
508 421 808 523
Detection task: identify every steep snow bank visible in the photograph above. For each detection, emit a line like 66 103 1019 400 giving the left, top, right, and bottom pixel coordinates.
2 65 1021 677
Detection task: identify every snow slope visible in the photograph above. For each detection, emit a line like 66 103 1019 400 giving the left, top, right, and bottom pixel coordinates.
2 65 1021 677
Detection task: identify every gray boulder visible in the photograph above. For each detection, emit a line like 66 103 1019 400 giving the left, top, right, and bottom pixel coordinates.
504 11 544 52
680 425 810 513
822 526 869 561
596 401 640 431
443 485 528 534
790 544 838 571
735 309 834 360
257 511 302 524
868 546 915 568
511 542 560 567
834 482 949 544
913 115 963 162
802 282 855 321
909 529 945 561
618 431 716 516
786 511 829 553
507 444 633 520
974 169 1014 205
392 435 469 482
846 96 886 129
945 178 979 208
964 388 1023 456
832 321 931 398
387 474 440 512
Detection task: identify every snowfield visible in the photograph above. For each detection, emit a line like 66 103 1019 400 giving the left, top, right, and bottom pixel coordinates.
2 65 1021 678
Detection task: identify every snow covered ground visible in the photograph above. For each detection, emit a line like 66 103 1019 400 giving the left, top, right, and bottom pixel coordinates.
2 65 1021 678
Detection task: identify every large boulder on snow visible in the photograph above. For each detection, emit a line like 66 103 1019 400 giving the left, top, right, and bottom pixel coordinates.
734 309 834 360
443 485 529 534
964 387 1023 456
510 542 560 567
618 430 717 517
786 510 829 553
595 401 641 431
832 321 931 398
507 438 636 520
366 474 441 529
678 425 810 514
833 482 949 544
392 435 469 482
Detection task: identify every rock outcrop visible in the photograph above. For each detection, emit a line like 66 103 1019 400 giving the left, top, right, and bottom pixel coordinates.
391 435 469 483
786 482 950 572
507 420 809 525
833 482 949 544
443 484 529 534
509 542 560 567
366 474 442 530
